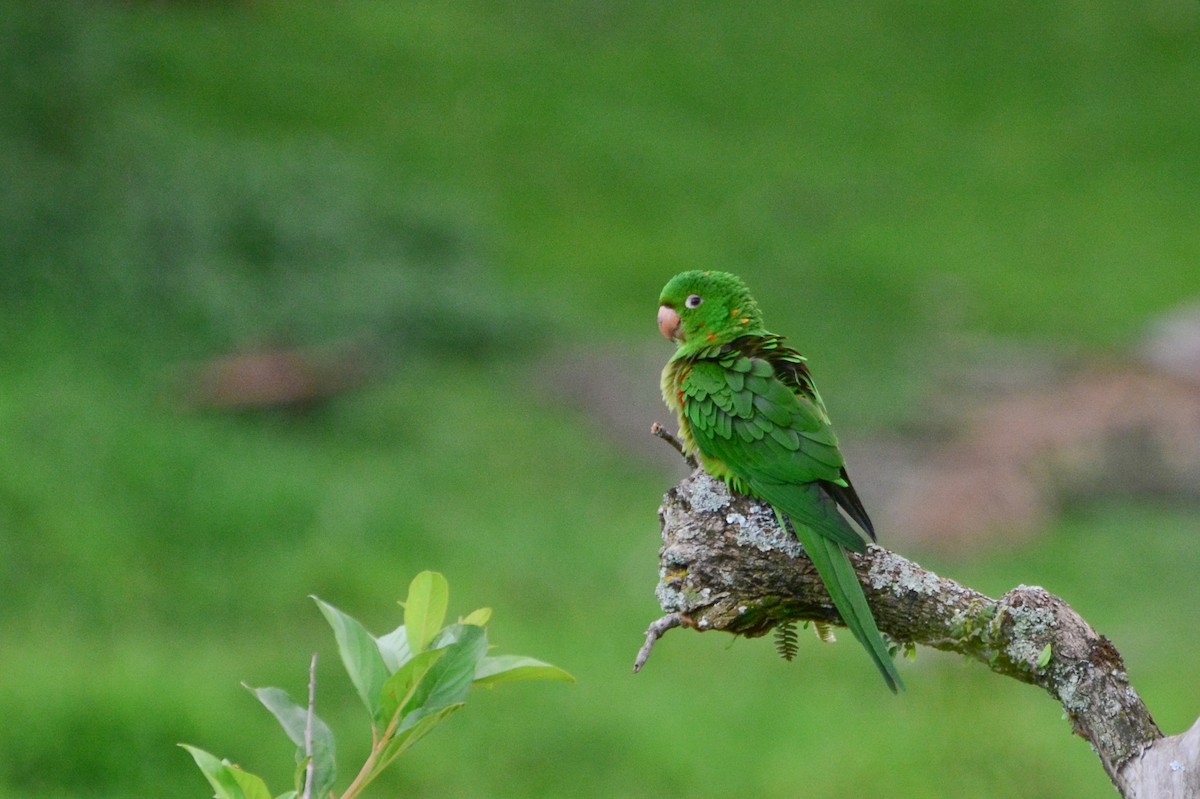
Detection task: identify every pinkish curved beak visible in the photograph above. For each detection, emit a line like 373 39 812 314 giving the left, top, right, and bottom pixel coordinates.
658 305 681 341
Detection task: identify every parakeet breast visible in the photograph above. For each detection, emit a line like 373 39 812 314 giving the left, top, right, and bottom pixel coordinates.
660 357 696 453
660 354 745 492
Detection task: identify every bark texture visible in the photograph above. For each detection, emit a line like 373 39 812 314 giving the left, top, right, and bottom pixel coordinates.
636 470 1194 798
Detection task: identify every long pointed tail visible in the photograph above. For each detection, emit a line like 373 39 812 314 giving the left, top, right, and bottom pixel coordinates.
779 510 904 693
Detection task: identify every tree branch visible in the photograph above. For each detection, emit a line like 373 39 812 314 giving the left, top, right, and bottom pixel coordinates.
636 469 1192 798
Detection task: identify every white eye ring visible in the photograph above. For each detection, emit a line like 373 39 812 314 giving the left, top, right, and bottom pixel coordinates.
685 294 703 309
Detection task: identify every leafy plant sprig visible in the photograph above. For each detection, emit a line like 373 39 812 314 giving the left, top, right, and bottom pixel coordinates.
183 571 574 799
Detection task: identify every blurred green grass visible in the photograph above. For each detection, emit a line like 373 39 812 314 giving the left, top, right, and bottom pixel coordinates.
2 2 1199 797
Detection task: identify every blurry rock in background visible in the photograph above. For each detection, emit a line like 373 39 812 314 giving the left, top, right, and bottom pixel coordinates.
875 363 1200 550
179 342 377 412
874 300 1200 549
1139 301 1200 388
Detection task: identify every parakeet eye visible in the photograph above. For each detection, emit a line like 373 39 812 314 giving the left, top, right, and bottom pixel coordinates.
685 294 703 309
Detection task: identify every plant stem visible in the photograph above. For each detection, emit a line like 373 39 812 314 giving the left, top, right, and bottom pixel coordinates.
340 680 421 799
303 653 317 799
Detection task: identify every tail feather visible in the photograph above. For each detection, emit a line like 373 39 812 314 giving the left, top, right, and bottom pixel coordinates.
777 509 904 693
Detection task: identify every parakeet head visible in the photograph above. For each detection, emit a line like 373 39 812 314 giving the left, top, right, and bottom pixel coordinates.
657 270 765 349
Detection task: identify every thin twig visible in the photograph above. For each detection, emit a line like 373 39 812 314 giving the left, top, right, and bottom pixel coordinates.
632 612 685 673
651 422 698 467
303 652 317 799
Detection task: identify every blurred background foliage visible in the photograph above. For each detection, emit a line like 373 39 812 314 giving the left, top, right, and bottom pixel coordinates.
1 2 1199 797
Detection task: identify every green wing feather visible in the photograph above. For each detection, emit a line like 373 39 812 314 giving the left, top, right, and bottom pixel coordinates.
677 336 904 692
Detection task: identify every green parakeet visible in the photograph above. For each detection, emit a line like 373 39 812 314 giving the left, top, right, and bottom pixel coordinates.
657 270 904 693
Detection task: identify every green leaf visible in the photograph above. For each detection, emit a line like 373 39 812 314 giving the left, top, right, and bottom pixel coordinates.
1037 643 1053 669
397 623 487 732
180 744 269 799
374 703 464 771
275 793 298 799
427 622 473 651
229 767 273 799
461 607 492 626
379 648 445 724
249 686 336 799
312 596 389 720
375 624 412 672
403 571 449 654
473 655 575 687
290 754 306 798
363 628 482 784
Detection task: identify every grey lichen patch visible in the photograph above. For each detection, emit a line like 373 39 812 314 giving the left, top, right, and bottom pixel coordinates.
655 582 685 613
656 557 720 616
685 474 733 513
1057 669 1090 715
656 575 700 614
869 552 942 596
727 505 806 558
1009 602 1056 637
1004 602 1058 668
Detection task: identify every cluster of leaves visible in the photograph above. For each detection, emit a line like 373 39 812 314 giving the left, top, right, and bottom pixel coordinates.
182 572 573 799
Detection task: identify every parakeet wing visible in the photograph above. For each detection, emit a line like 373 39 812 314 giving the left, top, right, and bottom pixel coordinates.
679 346 868 552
